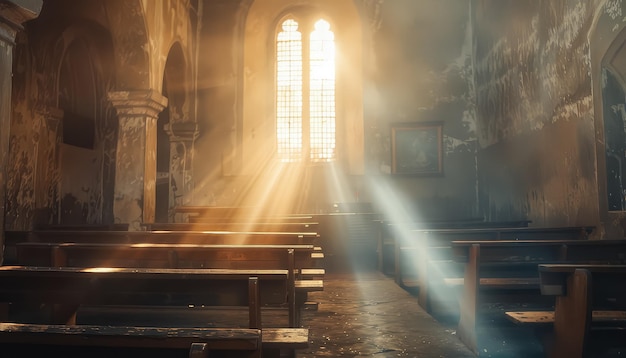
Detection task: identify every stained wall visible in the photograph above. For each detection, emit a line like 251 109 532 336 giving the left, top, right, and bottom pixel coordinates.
472 0 612 229
7 0 626 232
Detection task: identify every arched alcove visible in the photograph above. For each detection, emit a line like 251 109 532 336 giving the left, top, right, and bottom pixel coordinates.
156 43 188 222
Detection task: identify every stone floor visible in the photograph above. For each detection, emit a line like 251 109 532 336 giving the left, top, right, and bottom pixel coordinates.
296 270 475 357
295 257 564 358
302 255 626 358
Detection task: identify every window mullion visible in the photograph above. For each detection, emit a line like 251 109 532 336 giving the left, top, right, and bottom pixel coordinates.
302 24 311 161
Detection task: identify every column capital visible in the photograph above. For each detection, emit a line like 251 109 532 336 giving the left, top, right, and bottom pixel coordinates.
108 90 168 119
164 122 199 142
0 0 42 43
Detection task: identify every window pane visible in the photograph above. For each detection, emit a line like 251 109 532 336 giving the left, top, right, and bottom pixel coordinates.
276 19 303 162
309 19 336 162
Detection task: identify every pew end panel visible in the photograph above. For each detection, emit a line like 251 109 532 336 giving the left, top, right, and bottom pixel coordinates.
506 264 626 358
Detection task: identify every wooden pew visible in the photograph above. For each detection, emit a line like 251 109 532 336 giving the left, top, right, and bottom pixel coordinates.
31 230 319 243
12 230 325 272
393 225 593 287
15 243 325 327
504 264 626 358
174 206 315 224
34 223 130 231
4 230 321 265
540 264 626 358
449 240 626 355
376 219 532 274
15 242 320 270
189 215 315 224
0 323 263 358
0 266 289 327
142 221 319 233
0 265 308 357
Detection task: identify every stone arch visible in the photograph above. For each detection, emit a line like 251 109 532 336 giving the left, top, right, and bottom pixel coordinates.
156 42 190 222
102 0 151 89
53 22 117 225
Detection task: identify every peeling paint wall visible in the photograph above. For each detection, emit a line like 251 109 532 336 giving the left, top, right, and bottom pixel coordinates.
9 0 619 228
472 0 602 225
7 1 117 229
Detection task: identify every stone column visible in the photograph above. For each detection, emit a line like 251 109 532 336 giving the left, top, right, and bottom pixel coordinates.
165 122 199 222
0 0 42 263
108 90 168 230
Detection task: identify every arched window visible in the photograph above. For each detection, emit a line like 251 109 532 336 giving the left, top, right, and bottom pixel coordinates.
276 17 336 162
602 67 626 211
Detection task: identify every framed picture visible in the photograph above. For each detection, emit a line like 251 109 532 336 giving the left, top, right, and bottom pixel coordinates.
391 121 443 175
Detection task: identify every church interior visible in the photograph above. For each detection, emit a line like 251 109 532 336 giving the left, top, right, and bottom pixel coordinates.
1 0 626 357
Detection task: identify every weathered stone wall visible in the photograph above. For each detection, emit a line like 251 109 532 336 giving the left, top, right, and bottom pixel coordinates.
472 0 602 225
11 0 622 228
7 1 121 229
6 0 196 228
1 0 42 260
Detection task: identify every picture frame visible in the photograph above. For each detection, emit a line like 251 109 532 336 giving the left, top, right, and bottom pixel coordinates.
391 121 443 175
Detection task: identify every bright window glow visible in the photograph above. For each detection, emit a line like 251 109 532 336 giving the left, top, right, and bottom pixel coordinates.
277 19 303 162
309 19 336 162
276 18 336 162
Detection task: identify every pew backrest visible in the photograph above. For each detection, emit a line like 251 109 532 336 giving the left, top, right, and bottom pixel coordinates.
16 242 319 271
26 230 320 245
0 265 290 328
143 222 319 232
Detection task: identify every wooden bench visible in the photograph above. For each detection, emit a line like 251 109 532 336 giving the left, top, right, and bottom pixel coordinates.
0 266 291 327
35 230 318 243
15 243 325 327
449 240 626 354
375 219 532 273
0 323 263 357
0 265 310 357
4 230 321 266
393 225 594 287
174 206 315 224
142 222 319 233
505 264 626 358
34 223 130 231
